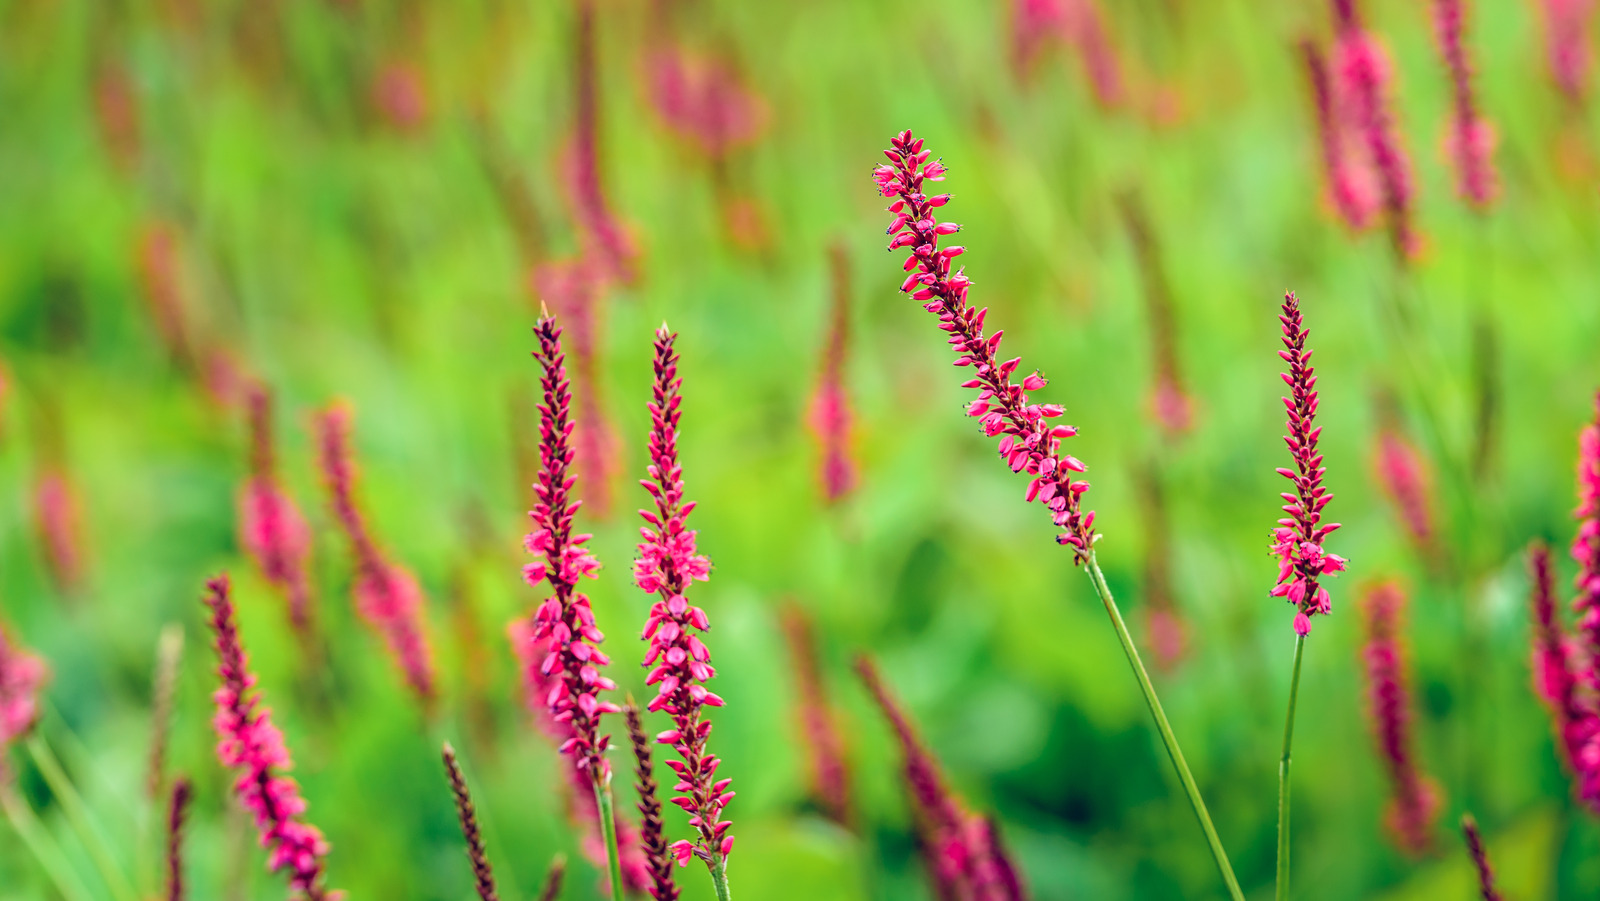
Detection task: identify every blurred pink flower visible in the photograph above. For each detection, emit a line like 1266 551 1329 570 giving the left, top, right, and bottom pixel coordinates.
91 58 140 172
1300 39 1381 231
134 223 196 370
372 60 429 133
1431 0 1499 208
808 245 858 504
1360 582 1442 856
1008 0 1124 107
530 260 618 518
645 44 767 161
33 466 86 596
1331 2 1422 259
203 574 335 900
0 624 47 750
567 0 637 286
1373 425 1437 558
1526 543 1600 811
1572 393 1600 674
238 384 314 635
780 605 852 826
1537 0 1595 105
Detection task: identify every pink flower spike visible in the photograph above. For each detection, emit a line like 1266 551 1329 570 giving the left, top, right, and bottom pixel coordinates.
1373 423 1438 562
1268 292 1344 633
779 604 852 825
871 131 1097 562
1359 581 1442 857
1430 0 1499 209
32 465 86 596
807 244 859 504
1571 392 1600 676
1526 543 1600 811
316 403 437 706
0 623 47 751
1536 0 1595 106
1299 38 1380 232
203 574 335 900
633 326 734 875
238 382 314 636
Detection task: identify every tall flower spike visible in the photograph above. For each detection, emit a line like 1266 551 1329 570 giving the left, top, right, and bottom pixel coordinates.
1299 38 1380 231
1270 292 1346 636
165 778 191 901
1430 0 1499 209
854 655 1023 901
633 326 735 878
1460 814 1503 901
1359 582 1442 856
0 623 47 751
316 404 437 705
522 313 619 782
1526 542 1600 809
239 383 314 635
779 604 853 825
874 129 1096 559
1571 392 1600 679
625 701 680 901
1332 0 1421 259
808 243 859 503
203 574 333 900
1538 0 1596 106
442 743 499 901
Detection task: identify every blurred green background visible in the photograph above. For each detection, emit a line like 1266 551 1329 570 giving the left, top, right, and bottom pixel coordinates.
3 0 1600 897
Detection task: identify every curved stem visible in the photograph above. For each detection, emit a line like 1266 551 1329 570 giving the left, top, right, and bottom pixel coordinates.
708 852 732 901
1085 554 1244 901
27 734 136 901
1276 634 1307 901
1 781 96 901
592 774 625 901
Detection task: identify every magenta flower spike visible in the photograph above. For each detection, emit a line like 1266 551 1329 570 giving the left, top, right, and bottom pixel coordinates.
808 244 859 504
874 129 1097 560
0 624 47 752
1270 292 1346 636
1571 394 1600 672
633 326 736 885
1331 0 1421 259
32 465 86 596
1538 0 1596 106
238 383 314 635
1430 0 1499 209
316 404 437 706
202 574 334 900
1527 543 1600 809
1359 581 1442 856
1300 39 1380 231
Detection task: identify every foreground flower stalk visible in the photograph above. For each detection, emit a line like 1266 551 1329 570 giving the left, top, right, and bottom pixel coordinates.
872 129 1243 901
633 327 734 900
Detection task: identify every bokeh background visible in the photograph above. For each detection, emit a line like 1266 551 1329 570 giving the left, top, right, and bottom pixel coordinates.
3 0 1600 898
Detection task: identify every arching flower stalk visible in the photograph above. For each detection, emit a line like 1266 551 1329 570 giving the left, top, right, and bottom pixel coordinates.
633 327 735 900
779 604 852 825
1331 0 1422 259
1430 0 1499 209
202 574 334 900
239 383 314 636
808 243 859 503
871 129 1242 901
1359 581 1442 856
519 313 628 901
316 404 437 707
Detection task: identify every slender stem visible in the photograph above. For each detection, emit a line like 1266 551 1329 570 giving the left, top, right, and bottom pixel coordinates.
27 734 136 901
1 781 97 901
1276 633 1307 901
591 774 625 901
1085 554 1244 901
709 852 732 901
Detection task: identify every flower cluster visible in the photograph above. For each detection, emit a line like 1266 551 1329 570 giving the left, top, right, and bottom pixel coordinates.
855 655 1024 901
633 327 733 871
1430 0 1498 209
203 574 333 900
1270 292 1346 636
1360 582 1442 856
239 383 314 635
874 129 1097 560
0 624 47 750
317 404 436 704
523 315 620 781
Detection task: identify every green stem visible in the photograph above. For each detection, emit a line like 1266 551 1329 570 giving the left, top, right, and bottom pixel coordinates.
709 852 732 901
1276 634 1307 901
26 735 135 901
1 781 97 901
591 773 625 901
1085 554 1244 901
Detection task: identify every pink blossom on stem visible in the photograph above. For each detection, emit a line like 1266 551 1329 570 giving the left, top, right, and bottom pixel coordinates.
1300 39 1381 231
33 466 86 596
238 383 314 635
779 604 852 826
1332 1 1422 259
1269 292 1346 636
202 574 334 900
1373 425 1437 559
316 404 436 705
0 624 47 751
1537 0 1595 105
1359 581 1442 857
522 313 619 783
874 129 1097 560
808 244 858 503
633 326 735 871
1431 0 1499 208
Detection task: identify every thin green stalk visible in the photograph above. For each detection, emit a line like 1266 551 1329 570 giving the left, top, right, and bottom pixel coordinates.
591 774 625 901
1085 554 1244 901
708 852 732 901
1276 633 1307 901
26 734 135 901
1 781 96 901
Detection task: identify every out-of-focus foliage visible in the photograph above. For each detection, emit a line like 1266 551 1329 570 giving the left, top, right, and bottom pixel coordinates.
1 0 1598 898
